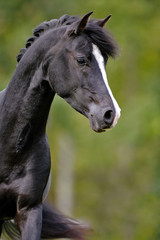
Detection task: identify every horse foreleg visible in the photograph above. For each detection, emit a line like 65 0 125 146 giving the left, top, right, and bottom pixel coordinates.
16 204 42 240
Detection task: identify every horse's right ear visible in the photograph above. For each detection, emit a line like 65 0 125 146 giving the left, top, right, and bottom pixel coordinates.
67 11 93 36
96 14 112 27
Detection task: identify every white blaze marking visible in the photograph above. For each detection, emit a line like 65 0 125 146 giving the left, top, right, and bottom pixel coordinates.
92 44 121 127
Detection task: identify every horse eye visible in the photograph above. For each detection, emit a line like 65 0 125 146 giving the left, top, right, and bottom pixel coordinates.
77 57 87 66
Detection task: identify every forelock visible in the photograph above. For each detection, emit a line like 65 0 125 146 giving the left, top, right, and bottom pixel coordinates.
85 22 118 58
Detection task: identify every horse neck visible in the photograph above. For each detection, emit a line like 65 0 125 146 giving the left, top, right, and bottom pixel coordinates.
0 36 57 143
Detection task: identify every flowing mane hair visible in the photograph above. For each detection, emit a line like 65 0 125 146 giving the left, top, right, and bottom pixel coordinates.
17 14 118 63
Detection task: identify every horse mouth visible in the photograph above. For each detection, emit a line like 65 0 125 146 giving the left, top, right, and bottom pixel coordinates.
90 124 110 133
88 115 110 133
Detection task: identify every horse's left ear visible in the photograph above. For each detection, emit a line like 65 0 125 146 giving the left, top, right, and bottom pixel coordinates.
68 11 93 36
97 14 112 27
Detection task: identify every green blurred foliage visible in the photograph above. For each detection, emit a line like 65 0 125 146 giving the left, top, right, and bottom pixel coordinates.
0 0 160 239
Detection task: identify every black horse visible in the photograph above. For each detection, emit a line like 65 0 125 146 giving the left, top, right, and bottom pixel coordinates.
0 12 121 240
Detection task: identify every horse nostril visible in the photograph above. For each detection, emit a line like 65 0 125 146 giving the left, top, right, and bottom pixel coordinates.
103 110 114 126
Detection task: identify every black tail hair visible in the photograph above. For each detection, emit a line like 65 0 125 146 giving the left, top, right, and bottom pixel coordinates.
2 202 90 240
41 202 90 239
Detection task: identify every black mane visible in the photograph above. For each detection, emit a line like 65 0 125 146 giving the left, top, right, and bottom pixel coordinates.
17 14 118 62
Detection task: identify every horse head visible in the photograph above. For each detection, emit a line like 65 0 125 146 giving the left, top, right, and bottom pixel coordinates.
44 12 121 132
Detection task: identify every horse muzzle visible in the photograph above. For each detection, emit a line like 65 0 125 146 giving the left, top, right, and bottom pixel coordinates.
87 106 121 132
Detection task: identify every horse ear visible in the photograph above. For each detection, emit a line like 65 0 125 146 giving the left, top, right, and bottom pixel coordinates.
97 14 112 27
75 11 93 34
68 11 93 36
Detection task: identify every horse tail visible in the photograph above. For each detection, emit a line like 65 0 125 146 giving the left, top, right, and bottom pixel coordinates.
1 202 90 240
41 201 90 239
